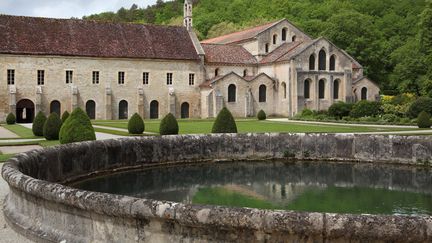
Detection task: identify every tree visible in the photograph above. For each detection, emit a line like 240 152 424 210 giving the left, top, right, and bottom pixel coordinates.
212 107 237 133
257 110 266 120
6 113 15 125
43 113 62 140
159 113 179 135
32 111 47 136
128 113 145 134
59 108 96 144
417 111 432 128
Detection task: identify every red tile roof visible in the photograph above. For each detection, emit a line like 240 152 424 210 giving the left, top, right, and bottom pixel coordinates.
0 15 200 60
202 43 257 65
201 20 282 44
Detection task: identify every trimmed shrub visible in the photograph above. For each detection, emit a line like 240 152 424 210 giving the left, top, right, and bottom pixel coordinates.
43 113 62 140
301 109 313 117
407 97 432 118
159 113 179 135
257 110 266 120
6 113 16 125
382 114 399 123
32 111 47 136
128 113 145 134
328 102 353 119
417 111 432 128
59 107 96 144
61 111 70 124
350 100 382 118
212 107 237 133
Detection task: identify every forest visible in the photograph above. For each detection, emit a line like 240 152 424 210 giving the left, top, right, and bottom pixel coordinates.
83 0 432 96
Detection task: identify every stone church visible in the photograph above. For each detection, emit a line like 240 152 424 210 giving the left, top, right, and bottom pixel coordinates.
0 0 379 122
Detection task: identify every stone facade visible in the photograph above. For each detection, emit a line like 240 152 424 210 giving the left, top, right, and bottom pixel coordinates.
0 1 380 121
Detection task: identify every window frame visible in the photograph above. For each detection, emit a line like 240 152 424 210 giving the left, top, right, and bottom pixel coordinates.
189 73 195 86
37 70 45 85
143 72 149 85
166 73 173 85
92 71 100 84
7 69 15 85
66 70 73 84
118 71 125 85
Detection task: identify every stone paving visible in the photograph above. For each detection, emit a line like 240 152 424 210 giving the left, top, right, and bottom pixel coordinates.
0 127 19 139
0 145 42 154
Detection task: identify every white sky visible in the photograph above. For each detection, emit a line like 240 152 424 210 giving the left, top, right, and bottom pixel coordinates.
0 0 158 18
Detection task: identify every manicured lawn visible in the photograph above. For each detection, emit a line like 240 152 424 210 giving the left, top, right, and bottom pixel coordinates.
93 119 422 135
0 153 14 162
2 124 38 139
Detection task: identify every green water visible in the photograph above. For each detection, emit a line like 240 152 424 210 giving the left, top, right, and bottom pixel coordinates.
72 161 432 215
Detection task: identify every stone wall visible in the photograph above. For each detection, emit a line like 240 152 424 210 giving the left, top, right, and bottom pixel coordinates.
2 134 432 242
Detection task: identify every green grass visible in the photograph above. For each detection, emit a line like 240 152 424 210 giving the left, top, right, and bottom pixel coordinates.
93 119 421 135
0 154 14 162
2 124 38 139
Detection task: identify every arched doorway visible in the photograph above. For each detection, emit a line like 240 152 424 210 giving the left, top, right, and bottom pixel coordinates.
181 102 190 119
150 100 159 119
119 100 128 120
361 87 368 100
16 99 35 123
85 100 96 120
50 100 61 115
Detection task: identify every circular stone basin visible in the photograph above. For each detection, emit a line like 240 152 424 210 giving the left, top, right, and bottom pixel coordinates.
2 134 432 242
72 161 432 216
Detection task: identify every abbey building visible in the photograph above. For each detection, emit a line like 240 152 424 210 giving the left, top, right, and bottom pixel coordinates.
0 0 379 122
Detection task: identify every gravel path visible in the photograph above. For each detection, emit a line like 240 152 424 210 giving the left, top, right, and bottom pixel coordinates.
0 164 33 242
0 128 19 139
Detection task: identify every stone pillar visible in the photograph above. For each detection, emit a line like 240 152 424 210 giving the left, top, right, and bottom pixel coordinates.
314 74 319 110
105 87 112 120
168 87 176 116
35 86 43 114
137 87 144 118
8 86 16 115
215 90 224 116
207 91 214 118
245 87 254 117
71 86 78 110
344 69 353 103
329 75 334 106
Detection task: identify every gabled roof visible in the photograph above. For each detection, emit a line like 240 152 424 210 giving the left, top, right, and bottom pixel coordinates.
201 20 284 44
199 72 275 88
0 15 200 61
260 41 304 64
202 43 257 65
352 76 378 86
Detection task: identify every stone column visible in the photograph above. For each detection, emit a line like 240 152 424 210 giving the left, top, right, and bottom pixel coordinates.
215 90 224 116
314 74 319 110
105 87 112 120
329 75 334 106
137 87 144 118
245 87 254 117
8 86 16 115
344 69 353 103
71 86 78 110
207 91 214 118
168 87 176 116
35 86 43 114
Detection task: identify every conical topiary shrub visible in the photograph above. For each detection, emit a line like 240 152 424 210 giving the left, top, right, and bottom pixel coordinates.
128 113 145 134
212 107 237 133
417 111 432 128
6 113 16 125
43 112 62 140
257 110 267 120
159 113 179 135
59 107 96 144
61 111 70 124
32 111 47 136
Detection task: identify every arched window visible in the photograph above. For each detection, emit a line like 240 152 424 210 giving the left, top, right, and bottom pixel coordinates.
333 79 340 99
215 68 220 77
361 87 368 100
243 69 247 77
282 28 287 41
304 79 311 99
273 34 277 45
118 100 128 119
85 100 96 120
319 79 325 99
16 99 35 123
259 85 267 102
292 35 296 42
50 100 61 115
181 102 190 119
265 43 269 53
228 84 236 102
281 82 287 99
309 54 315 70
150 100 159 119
330 55 336 71
319 49 326 70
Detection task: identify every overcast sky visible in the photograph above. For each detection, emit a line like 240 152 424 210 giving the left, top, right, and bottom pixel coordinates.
0 0 158 19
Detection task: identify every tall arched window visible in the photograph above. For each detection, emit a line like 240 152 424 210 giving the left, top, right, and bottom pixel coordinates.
50 100 61 115
273 34 277 45
319 49 326 71
150 100 159 119
215 68 220 77
330 55 336 71
333 79 340 99
259 85 267 102
309 54 316 70
281 82 287 99
292 35 296 42
265 43 269 53
361 87 368 100
181 102 190 119
228 84 236 102
118 100 128 119
282 28 287 41
319 79 325 99
85 100 96 120
304 79 311 99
